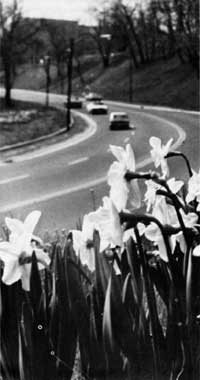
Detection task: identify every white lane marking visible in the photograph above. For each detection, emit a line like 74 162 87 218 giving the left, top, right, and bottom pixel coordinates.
68 156 89 166
0 98 188 213
141 112 186 150
0 152 164 213
106 99 200 115
4 112 97 163
0 174 30 185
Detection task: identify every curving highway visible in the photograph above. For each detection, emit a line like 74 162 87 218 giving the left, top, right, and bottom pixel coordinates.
0 89 199 236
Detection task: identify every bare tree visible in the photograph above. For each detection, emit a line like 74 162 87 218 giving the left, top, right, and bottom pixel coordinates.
0 0 41 107
155 0 199 71
42 20 70 93
87 7 114 69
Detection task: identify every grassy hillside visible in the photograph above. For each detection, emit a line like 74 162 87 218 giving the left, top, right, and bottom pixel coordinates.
12 55 199 111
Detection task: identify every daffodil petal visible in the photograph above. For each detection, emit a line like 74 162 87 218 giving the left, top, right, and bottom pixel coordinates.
145 223 161 242
2 257 22 285
107 161 125 186
164 138 173 155
109 145 125 163
0 241 19 258
109 181 129 211
193 245 200 257
80 247 95 272
157 238 169 262
71 230 85 255
21 264 31 291
129 179 141 209
24 210 41 236
168 178 184 194
35 249 51 268
149 136 161 150
5 217 24 236
125 144 136 170
82 215 94 240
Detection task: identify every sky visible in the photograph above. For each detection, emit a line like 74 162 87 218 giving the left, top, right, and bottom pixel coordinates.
21 0 98 25
5 0 145 26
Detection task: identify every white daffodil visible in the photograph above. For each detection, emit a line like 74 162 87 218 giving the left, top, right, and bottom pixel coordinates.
144 177 184 212
70 215 95 271
144 196 199 261
186 169 200 211
5 210 43 246
144 180 161 212
123 223 146 244
145 223 169 262
107 144 141 211
88 196 123 252
0 211 50 291
149 136 173 178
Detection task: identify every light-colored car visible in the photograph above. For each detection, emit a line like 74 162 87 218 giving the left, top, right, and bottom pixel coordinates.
109 112 130 130
86 100 108 115
85 92 103 102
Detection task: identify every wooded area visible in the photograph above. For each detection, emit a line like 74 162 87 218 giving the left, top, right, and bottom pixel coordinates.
0 0 199 107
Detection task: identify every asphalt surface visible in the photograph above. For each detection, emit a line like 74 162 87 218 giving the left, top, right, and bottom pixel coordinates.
0 89 199 236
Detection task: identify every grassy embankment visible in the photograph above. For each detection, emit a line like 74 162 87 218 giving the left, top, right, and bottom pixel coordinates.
14 55 199 111
0 99 86 150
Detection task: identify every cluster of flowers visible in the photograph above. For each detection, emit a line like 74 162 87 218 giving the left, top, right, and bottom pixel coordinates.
0 136 199 290
0 110 37 124
70 136 200 270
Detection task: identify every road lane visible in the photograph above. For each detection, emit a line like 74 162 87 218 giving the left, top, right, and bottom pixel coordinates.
0 88 199 235
0 107 181 210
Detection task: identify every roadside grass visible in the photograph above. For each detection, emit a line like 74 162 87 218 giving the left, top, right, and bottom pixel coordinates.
0 99 87 149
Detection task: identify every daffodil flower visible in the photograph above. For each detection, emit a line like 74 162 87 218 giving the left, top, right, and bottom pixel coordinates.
70 215 95 271
0 211 50 291
144 180 161 212
186 169 200 211
123 223 146 244
107 144 141 211
5 210 43 246
144 197 199 261
144 177 184 212
149 136 173 178
87 196 123 252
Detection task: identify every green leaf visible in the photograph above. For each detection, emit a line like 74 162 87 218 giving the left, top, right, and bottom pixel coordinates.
93 231 111 309
122 272 132 305
49 243 77 380
103 273 114 353
30 251 43 319
186 249 192 325
18 326 26 380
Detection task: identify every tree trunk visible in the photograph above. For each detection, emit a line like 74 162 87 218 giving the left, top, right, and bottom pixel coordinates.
4 64 12 108
125 12 146 64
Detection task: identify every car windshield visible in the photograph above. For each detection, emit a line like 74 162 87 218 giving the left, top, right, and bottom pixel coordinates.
111 113 129 121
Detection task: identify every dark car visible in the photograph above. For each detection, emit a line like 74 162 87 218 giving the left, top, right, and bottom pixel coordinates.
109 112 130 130
64 96 82 109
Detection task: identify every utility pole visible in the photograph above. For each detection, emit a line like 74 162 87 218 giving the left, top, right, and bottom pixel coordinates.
66 38 74 131
40 55 51 107
129 52 133 103
45 56 51 107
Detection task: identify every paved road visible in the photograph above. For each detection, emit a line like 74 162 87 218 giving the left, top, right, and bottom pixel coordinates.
0 89 199 236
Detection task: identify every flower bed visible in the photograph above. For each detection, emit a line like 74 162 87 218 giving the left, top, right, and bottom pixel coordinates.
0 100 66 146
0 136 200 380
